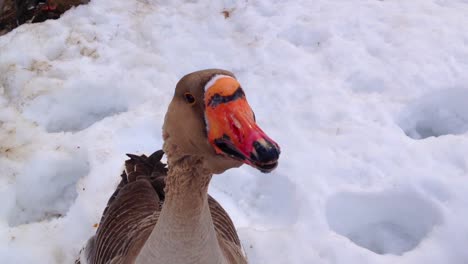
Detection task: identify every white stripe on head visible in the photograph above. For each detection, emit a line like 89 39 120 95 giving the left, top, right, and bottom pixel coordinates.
204 74 235 91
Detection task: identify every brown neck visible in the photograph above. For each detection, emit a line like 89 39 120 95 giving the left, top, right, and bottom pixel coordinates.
135 143 226 264
164 154 211 209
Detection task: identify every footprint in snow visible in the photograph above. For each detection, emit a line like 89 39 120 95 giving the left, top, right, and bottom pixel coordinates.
325 188 442 255
278 24 330 52
399 88 468 139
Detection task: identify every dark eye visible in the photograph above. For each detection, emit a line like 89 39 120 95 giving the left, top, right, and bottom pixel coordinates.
184 92 196 105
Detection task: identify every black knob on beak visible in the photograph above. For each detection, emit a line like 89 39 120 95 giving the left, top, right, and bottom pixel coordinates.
252 139 280 163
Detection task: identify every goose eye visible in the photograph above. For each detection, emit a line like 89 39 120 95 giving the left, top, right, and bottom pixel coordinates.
184 92 196 105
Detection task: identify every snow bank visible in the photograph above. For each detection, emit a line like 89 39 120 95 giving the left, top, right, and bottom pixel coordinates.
1 0 468 263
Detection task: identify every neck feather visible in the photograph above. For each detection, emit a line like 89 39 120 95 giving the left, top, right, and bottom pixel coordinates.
165 155 211 201
136 143 226 264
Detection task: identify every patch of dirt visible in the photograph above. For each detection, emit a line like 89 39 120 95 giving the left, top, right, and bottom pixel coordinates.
1 0 89 36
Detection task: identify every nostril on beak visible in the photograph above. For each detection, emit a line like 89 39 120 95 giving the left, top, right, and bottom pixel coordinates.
252 139 280 163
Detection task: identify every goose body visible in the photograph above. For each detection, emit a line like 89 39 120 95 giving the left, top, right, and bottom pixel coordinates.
78 69 280 264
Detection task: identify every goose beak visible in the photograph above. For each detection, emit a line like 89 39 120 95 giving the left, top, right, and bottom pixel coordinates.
205 77 280 173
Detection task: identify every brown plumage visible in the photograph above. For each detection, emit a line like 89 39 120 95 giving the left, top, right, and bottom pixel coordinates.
78 150 242 264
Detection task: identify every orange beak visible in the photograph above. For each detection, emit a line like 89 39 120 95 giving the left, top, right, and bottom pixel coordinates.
205 76 280 173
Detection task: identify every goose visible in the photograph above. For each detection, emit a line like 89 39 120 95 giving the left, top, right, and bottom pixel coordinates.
77 69 281 264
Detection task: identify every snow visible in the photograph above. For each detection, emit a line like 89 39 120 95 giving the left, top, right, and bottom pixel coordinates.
399 88 468 139
1 0 468 263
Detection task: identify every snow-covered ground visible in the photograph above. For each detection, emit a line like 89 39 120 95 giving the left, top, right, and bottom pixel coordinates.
1 0 468 263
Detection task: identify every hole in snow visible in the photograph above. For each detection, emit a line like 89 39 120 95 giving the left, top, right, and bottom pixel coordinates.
399 88 468 139
8 150 89 226
279 24 329 51
325 189 442 255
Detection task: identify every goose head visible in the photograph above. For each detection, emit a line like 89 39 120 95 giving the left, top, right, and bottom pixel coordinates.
163 69 280 174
